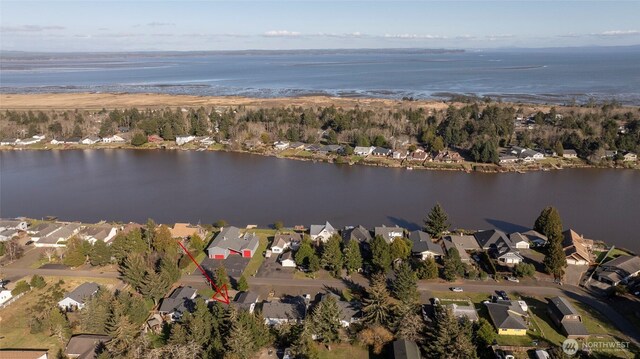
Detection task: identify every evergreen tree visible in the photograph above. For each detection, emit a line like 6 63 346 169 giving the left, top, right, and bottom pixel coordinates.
184 298 213 347
423 203 450 238
107 310 137 357
141 270 170 305
168 323 189 345
392 262 418 305
48 307 71 345
308 254 321 273
474 318 496 350
237 275 249 291
225 312 255 359
343 239 363 275
30 275 46 289
153 225 179 260
295 238 315 268
215 266 230 289
415 257 439 279
443 247 464 281
131 131 148 146
309 295 342 343
389 238 411 261
394 303 424 342
362 273 393 325
189 233 206 252
110 229 146 264
291 324 320 359
145 219 157 250
321 234 343 277
63 237 87 267
424 306 477 359
81 290 111 335
119 253 148 292
89 240 112 266
160 258 181 284
536 206 567 280
371 235 391 272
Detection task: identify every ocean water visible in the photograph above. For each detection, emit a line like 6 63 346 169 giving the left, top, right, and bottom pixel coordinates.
1 47 639 104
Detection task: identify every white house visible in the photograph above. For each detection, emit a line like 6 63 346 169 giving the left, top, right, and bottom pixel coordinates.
309 221 337 243
354 146 375 156
0 289 13 306
270 232 302 254
16 138 41 146
0 219 28 232
508 233 530 249
176 136 196 145
279 251 296 268
79 225 118 244
58 282 100 311
102 135 125 143
273 141 290 150
0 138 18 146
262 300 306 326
200 137 216 146
81 136 101 145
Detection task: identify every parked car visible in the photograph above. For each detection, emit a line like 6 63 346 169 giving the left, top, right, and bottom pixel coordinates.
496 290 509 300
450 287 464 292
25 240 34 245
506 276 520 283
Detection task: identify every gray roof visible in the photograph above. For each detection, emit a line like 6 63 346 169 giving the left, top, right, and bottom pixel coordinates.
262 300 306 320
65 334 110 359
321 293 360 322
310 221 336 237
342 225 372 245
509 232 529 244
444 234 480 251
486 302 528 331
409 230 444 256
601 255 640 277
158 286 197 314
522 230 548 244
235 291 260 305
280 251 294 262
65 282 100 305
80 225 115 242
548 296 580 317
561 321 589 336
32 222 62 237
208 226 259 253
474 229 510 249
392 340 421 359
272 232 302 249
374 226 405 244
372 147 392 155
447 302 479 322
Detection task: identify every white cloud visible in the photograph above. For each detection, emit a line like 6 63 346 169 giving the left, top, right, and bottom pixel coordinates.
1 25 65 32
263 30 301 37
596 30 639 37
147 22 175 27
383 33 447 40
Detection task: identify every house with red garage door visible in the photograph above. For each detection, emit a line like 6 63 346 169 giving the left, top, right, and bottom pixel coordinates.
207 226 260 259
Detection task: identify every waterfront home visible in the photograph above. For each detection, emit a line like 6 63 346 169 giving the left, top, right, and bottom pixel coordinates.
16 137 42 146
342 225 373 246
0 138 17 146
102 134 125 143
521 230 548 247
147 134 164 143
80 136 101 145
442 234 480 263
200 137 215 146
273 141 290 150
309 221 337 243
623 152 638 162
447 301 479 322
206 226 260 259
169 223 206 239
232 291 260 314
493 240 524 265
64 137 81 144
601 150 617 159
279 251 296 268
262 298 307 326
392 150 408 160
508 232 530 249
318 144 344 155
29 222 63 241
354 146 375 156
158 286 197 322
392 340 421 359
511 146 544 161
409 230 444 260
35 223 82 247
271 232 302 254
433 150 464 163
289 142 306 150
408 148 429 162
304 143 322 152
0 229 19 242
474 229 511 250
485 301 528 336
0 289 13 306
78 224 118 244
563 149 578 159
58 282 100 311
595 255 640 286
0 219 28 232
562 229 594 265
65 334 110 359
499 154 518 164
374 226 405 244
176 135 196 146
372 147 392 157
547 296 589 339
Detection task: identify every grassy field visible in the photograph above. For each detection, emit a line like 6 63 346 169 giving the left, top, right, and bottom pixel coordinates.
315 342 369 359
0 276 120 355
594 248 633 263
242 231 273 277
182 252 206 275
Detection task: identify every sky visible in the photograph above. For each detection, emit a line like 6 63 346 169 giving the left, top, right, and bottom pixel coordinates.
1 1 640 52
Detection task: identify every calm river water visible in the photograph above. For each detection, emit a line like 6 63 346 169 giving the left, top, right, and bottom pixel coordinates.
1 150 639 251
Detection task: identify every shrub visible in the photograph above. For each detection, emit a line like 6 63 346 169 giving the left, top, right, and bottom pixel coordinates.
30 275 46 289
11 280 31 296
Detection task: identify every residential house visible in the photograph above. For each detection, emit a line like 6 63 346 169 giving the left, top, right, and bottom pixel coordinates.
233 291 260 314
64 137 81 144
0 229 20 242
341 225 373 246
353 146 375 156
304 144 322 152
508 232 530 249
596 255 640 286
474 229 511 250
442 234 480 263
279 251 296 268
309 221 337 243
262 298 307 326
80 136 101 145
408 149 428 162
433 150 464 163
547 296 589 339
0 289 13 306
392 340 421 359
35 223 82 247
392 150 408 160
0 219 28 232
374 226 405 244
623 152 638 162
499 155 519 164
602 150 617 159
146 313 164 333
0 349 49 359
158 286 197 321
101 135 125 143
409 230 444 260
200 137 215 146
79 225 117 244
562 230 594 265
65 334 110 359
176 135 196 146
493 237 524 265
563 149 578 159
521 230 548 247
371 147 392 157
273 141 290 150
147 135 164 143
16 137 42 146
486 301 528 336
512 147 544 161
318 145 344 155
58 282 100 311
206 226 260 259
169 223 207 239
270 232 302 254
321 293 361 327
289 142 306 150
0 138 18 146
447 301 479 322
28 222 63 242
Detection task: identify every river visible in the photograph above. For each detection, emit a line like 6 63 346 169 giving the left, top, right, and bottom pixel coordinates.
1 149 639 251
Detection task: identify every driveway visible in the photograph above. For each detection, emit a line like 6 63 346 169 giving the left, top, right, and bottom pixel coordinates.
256 255 294 279
564 264 588 286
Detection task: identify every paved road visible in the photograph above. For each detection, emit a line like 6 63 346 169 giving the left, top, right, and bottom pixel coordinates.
0 267 120 282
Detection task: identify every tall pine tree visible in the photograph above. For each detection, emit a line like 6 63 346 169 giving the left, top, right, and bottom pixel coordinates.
423 203 450 238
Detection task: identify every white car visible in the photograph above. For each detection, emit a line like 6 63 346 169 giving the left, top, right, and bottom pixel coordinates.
450 287 464 292
506 276 520 283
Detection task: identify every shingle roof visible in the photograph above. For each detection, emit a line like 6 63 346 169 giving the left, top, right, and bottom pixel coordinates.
374 226 404 244
158 286 197 314
548 296 579 317
65 334 110 359
310 221 336 237
409 230 444 256
474 229 510 249
445 234 481 251
64 282 99 305
342 225 372 245
392 340 421 359
601 255 640 277
486 302 528 331
0 349 50 359
208 226 259 253
262 300 306 320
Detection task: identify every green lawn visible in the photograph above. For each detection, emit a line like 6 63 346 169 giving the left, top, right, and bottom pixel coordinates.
242 232 270 277
182 252 206 275
315 343 369 359
594 248 633 263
